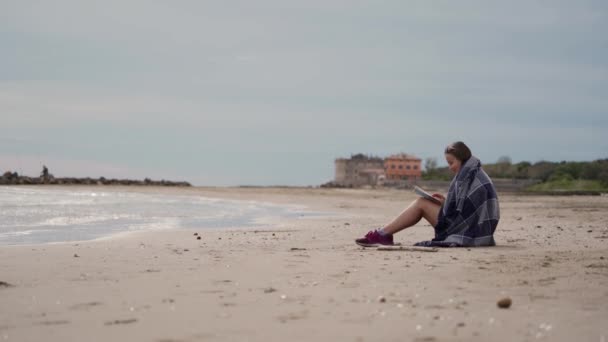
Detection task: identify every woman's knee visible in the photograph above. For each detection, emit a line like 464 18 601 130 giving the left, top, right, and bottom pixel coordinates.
412 197 426 208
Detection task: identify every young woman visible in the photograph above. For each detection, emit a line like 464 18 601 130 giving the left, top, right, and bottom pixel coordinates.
355 141 500 247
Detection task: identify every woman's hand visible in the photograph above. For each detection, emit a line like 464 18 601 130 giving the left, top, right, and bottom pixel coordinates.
432 193 446 205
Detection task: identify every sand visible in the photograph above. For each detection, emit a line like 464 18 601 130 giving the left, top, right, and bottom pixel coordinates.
1 186 607 342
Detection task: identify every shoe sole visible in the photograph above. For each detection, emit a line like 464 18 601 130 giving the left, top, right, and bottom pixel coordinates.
355 241 399 248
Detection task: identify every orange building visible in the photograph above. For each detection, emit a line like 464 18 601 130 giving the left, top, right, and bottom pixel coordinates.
384 153 422 182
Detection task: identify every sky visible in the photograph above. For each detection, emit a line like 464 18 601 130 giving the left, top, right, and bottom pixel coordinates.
1 0 607 186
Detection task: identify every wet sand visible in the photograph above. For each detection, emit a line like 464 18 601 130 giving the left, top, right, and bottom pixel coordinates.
1 187 607 341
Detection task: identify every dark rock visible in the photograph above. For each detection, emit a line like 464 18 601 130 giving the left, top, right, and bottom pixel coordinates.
497 297 512 308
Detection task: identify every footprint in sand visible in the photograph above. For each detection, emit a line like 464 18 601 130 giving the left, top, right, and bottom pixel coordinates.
35 320 70 326
69 302 103 310
104 318 138 326
277 311 309 323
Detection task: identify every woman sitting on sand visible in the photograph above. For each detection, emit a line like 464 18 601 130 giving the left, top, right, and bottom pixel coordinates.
356 141 500 247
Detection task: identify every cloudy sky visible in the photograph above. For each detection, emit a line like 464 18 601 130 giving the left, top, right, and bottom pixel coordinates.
1 1 606 186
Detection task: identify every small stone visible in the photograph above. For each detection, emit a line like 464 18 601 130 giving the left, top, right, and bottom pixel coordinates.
457 322 466 327
264 287 277 293
378 296 386 303
497 297 512 309
73 254 79 258
601 256 605 260
194 233 198 236
587 230 593 233
344 223 350 226
197 236 201 240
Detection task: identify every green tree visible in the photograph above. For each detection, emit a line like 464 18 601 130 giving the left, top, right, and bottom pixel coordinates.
555 161 584 179
424 157 437 172
528 161 558 182
514 161 531 179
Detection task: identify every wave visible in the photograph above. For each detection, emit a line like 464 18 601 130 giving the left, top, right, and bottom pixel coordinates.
0 187 322 245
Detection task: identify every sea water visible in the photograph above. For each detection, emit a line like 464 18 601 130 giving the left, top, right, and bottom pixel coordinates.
0 187 320 245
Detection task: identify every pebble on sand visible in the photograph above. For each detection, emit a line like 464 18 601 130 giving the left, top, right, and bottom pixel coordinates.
497 297 512 309
378 296 387 303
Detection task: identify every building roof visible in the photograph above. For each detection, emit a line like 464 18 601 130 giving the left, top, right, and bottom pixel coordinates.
335 153 384 163
386 153 421 161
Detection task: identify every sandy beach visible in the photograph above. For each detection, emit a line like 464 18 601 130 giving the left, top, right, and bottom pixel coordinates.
1 186 607 342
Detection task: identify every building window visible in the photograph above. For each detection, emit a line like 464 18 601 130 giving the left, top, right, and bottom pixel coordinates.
406 165 411 170
398 165 403 169
391 165 396 169
413 165 418 170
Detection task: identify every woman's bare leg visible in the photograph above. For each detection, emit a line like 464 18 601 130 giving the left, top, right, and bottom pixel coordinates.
381 198 441 235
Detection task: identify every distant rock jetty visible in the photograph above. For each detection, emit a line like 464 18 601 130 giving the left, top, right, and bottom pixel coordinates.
1 169 191 187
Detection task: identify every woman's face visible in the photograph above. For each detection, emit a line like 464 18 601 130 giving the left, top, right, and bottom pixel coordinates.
445 153 462 174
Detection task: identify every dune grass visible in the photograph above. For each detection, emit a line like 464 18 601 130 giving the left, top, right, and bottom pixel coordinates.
527 179 608 192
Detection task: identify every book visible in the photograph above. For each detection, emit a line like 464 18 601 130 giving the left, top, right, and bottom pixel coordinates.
413 186 442 205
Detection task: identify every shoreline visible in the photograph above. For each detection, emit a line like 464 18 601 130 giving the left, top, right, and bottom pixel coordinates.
0 186 332 247
1 187 607 341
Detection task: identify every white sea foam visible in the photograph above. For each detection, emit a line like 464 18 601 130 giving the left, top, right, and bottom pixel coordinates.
0 187 324 245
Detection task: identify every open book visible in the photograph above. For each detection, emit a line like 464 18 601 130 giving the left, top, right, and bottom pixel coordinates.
413 186 442 205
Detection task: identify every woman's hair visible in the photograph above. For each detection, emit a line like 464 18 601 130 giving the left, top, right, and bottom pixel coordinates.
445 141 472 162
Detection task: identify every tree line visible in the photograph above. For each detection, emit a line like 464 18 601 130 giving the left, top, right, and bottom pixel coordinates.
423 156 608 186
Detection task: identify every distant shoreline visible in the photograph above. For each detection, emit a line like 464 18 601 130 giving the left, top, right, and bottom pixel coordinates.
0 172 191 187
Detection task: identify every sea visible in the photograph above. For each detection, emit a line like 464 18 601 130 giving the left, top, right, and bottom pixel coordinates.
0 187 321 246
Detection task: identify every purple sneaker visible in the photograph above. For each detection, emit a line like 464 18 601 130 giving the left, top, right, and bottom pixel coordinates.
355 230 394 247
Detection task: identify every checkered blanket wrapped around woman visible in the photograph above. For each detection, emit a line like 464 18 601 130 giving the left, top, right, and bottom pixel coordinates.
415 156 500 247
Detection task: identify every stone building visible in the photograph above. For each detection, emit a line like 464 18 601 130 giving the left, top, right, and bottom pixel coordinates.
334 154 385 187
334 152 422 187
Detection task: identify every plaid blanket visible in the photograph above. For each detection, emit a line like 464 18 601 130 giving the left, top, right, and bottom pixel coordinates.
415 156 500 247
